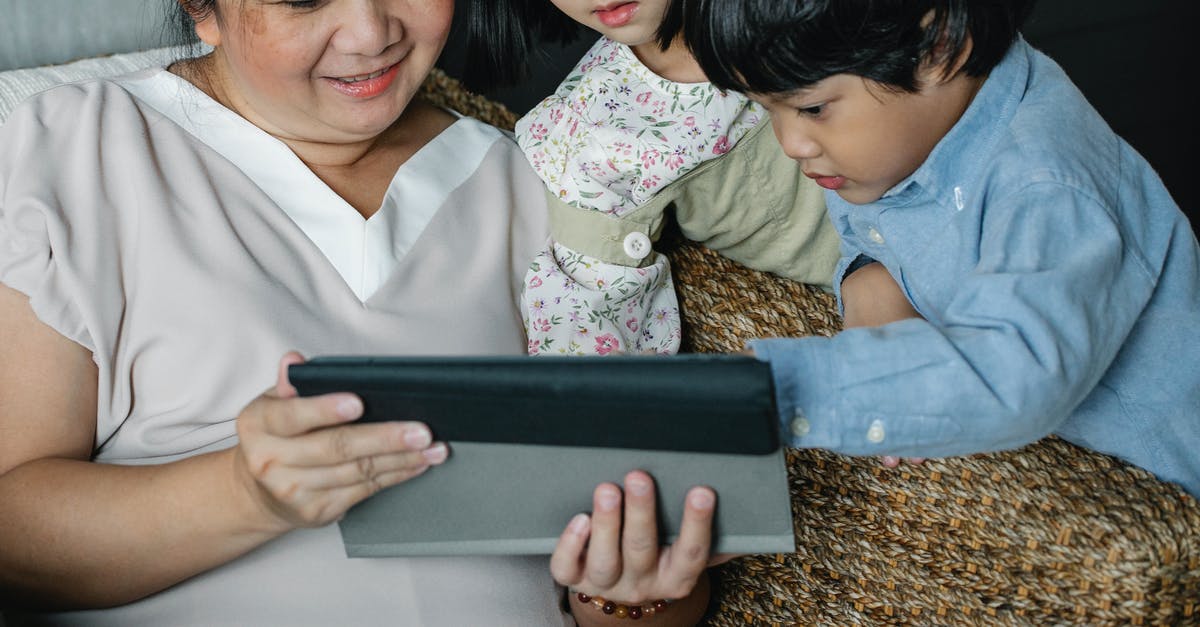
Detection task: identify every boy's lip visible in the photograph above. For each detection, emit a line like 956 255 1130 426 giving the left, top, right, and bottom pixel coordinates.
805 172 846 191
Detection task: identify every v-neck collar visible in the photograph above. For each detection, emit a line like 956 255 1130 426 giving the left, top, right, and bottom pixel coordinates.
116 68 502 302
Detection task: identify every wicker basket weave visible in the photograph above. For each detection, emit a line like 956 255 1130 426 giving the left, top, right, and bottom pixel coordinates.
661 227 1200 626
421 69 1200 626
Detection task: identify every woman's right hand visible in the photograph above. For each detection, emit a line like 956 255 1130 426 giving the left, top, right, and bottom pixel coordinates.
233 352 448 531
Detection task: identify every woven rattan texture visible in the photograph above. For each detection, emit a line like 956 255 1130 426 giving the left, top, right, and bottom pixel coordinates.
662 228 1200 626
420 69 1200 626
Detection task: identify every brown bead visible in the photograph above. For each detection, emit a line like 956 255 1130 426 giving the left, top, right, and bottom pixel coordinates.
614 605 629 618
629 606 644 619
653 599 669 611
576 592 591 603
591 596 606 611
602 600 617 614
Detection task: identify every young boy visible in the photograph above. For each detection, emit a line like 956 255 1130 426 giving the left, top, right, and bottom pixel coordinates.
684 0 1200 497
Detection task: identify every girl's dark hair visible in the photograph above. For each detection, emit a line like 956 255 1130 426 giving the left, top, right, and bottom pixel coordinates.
684 0 1037 95
461 0 687 92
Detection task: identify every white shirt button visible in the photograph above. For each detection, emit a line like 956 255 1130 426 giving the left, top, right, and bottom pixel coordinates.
790 415 811 438
866 419 886 443
868 227 885 245
622 231 652 260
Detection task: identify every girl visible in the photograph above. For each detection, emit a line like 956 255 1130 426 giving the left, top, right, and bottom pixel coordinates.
465 0 842 356
685 0 1200 497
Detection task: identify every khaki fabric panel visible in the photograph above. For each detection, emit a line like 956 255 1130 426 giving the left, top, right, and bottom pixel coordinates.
672 120 840 289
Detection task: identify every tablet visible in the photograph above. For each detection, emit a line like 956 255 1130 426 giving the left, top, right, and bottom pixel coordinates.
288 354 780 454
288 354 795 557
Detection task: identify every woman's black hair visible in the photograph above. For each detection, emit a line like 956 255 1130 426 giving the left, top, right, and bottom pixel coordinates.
684 0 1036 95
461 0 689 92
164 0 217 53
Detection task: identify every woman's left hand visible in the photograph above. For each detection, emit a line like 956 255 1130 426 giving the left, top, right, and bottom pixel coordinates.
551 470 715 623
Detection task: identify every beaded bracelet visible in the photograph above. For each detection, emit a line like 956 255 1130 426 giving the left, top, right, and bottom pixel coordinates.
574 591 671 620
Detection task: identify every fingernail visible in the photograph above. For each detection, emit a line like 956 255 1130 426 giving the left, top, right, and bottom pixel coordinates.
404 427 432 449
596 488 620 511
627 476 650 496
337 396 363 420
422 443 448 464
689 489 715 510
569 513 589 534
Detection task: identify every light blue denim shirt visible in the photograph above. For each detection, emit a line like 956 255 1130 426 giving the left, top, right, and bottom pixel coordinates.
751 37 1200 498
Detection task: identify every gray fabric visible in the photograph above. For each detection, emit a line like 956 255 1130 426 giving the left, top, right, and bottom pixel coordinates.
0 0 164 71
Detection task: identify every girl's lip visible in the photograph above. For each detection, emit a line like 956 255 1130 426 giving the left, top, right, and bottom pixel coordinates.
324 61 401 99
594 2 638 28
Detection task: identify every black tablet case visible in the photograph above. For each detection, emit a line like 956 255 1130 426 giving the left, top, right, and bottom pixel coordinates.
290 355 796 556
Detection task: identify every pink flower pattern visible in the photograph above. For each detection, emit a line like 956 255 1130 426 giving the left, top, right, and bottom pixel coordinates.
514 36 762 356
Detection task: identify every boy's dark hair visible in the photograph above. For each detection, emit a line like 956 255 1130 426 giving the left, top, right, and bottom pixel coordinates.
461 0 687 92
684 0 1037 94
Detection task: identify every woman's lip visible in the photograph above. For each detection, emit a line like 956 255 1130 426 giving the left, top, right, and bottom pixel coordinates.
324 61 401 99
594 2 638 27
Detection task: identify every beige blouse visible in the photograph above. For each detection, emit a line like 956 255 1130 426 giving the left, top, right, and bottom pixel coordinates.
0 69 569 626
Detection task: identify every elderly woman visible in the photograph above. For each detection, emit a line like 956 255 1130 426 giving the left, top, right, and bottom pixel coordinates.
0 1 715 624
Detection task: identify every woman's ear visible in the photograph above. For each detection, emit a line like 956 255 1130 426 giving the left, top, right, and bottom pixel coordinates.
179 0 222 47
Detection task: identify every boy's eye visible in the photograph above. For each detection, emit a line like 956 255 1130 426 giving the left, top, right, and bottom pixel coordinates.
280 0 319 8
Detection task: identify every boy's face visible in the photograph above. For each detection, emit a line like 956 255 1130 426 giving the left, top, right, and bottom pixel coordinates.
548 0 672 47
754 71 982 205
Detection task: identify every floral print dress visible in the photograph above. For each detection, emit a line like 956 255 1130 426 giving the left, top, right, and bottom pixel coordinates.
516 37 762 355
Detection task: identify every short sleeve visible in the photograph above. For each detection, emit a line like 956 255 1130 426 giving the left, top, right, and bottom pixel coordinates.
0 92 96 351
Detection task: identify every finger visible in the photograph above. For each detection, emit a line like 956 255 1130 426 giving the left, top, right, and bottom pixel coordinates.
881 455 900 467
905 457 926 465
285 445 446 490
661 487 715 597
252 392 365 438
549 513 591 587
290 464 437 527
275 421 435 467
275 351 306 398
621 471 659 578
584 482 624 589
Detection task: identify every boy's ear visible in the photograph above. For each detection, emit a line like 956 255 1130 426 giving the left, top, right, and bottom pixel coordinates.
179 0 221 47
917 9 972 85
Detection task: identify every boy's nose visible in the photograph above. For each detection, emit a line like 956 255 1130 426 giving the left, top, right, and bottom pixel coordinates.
771 121 821 161
780 134 821 161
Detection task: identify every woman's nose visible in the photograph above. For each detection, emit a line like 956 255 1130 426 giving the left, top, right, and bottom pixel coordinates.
331 0 399 57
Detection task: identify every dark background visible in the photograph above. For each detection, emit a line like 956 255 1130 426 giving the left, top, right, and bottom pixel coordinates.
437 0 1197 232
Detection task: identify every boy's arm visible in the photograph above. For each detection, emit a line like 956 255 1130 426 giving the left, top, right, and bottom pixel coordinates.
840 260 921 329
749 183 1164 459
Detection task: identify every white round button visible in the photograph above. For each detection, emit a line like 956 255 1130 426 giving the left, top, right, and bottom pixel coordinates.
866 419 886 443
790 415 811 438
868 227 885 244
623 231 652 260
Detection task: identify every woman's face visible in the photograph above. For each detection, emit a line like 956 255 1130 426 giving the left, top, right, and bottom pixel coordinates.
193 0 453 145
548 0 672 47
